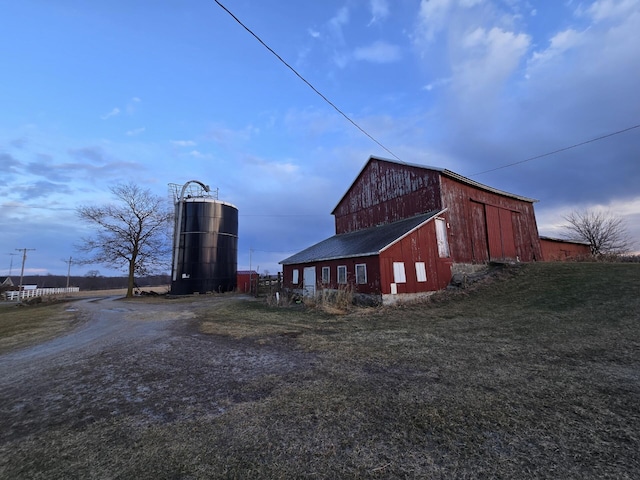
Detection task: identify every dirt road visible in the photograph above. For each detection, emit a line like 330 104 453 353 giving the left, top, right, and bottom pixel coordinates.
0 295 313 471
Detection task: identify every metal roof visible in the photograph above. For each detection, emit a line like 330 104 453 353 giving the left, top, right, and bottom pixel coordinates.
280 211 441 265
539 235 591 246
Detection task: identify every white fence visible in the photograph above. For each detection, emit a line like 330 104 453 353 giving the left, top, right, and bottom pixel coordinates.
4 287 80 301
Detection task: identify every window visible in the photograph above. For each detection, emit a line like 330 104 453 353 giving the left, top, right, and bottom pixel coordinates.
393 262 406 283
337 265 347 284
355 264 367 284
321 266 330 284
435 218 450 258
292 269 299 284
415 262 427 282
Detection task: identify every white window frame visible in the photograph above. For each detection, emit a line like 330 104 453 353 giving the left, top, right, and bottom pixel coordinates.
355 264 367 285
321 266 330 284
292 269 299 284
415 262 427 282
393 262 406 283
337 265 347 284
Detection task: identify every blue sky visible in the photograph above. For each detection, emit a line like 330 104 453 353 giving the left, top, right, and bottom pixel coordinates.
1 0 639 278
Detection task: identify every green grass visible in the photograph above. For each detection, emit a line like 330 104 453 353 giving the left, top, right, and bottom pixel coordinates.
1 262 639 479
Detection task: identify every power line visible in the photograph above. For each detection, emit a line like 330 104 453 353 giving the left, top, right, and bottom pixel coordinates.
212 0 402 161
470 124 640 176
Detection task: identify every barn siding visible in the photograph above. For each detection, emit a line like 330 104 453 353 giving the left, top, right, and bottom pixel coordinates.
439 176 541 263
540 238 591 261
333 159 442 234
379 219 452 294
282 256 381 295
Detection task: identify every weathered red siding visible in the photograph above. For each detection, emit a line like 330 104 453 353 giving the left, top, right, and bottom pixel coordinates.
379 218 453 294
236 270 258 293
439 176 541 262
282 256 381 295
332 159 442 234
332 158 541 264
540 238 591 261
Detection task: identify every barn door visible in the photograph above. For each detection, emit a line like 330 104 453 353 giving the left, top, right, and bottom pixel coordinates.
485 204 517 261
470 201 517 262
470 201 489 262
303 266 316 297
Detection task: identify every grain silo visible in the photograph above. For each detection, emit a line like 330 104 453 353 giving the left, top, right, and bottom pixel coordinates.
169 181 238 295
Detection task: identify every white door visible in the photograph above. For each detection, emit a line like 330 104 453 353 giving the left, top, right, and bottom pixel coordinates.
303 267 316 297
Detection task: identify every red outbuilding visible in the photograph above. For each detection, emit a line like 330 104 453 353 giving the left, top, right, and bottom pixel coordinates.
281 156 543 304
236 270 258 294
540 236 591 261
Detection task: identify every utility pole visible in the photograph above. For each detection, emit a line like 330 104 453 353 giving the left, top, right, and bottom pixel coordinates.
7 253 18 277
16 248 35 291
63 256 73 288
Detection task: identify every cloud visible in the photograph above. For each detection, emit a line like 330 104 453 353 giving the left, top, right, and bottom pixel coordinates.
452 26 530 97
368 0 390 25
329 6 350 32
527 28 584 72
126 97 141 115
415 0 455 44
189 150 212 159
100 107 120 120
126 127 146 136
1 152 23 172
171 140 197 147
353 40 402 63
585 0 639 21
422 77 451 91
14 180 73 201
308 28 320 38
68 146 108 164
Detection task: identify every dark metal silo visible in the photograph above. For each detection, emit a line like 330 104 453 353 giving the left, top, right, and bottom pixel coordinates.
171 196 238 295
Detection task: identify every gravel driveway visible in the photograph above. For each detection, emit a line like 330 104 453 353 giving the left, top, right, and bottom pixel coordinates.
0 295 314 475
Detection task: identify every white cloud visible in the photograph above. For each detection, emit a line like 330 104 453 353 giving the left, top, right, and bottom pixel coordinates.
100 107 120 120
536 196 640 249
126 97 141 115
353 40 402 63
308 28 320 38
416 0 454 43
171 140 197 147
368 0 390 25
329 6 350 33
125 127 145 136
586 0 639 22
189 150 212 159
528 28 584 69
422 77 451 91
452 26 530 97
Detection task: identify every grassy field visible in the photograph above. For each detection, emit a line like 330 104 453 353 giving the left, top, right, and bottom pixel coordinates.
1 262 639 478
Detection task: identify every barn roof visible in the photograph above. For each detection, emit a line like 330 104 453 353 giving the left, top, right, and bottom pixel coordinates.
331 155 537 214
280 211 442 265
539 236 590 246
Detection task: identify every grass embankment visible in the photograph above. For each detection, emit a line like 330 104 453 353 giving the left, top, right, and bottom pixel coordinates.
189 262 640 478
2 262 639 478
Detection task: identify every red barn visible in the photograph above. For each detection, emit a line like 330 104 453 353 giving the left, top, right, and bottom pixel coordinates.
236 270 258 294
281 156 542 304
540 236 591 261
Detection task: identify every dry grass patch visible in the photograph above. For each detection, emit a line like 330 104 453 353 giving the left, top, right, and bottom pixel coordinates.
0 302 84 354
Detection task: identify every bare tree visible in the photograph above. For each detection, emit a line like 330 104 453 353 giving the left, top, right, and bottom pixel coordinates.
562 210 634 256
76 183 173 298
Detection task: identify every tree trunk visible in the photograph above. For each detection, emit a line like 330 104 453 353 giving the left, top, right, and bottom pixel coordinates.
126 258 136 298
